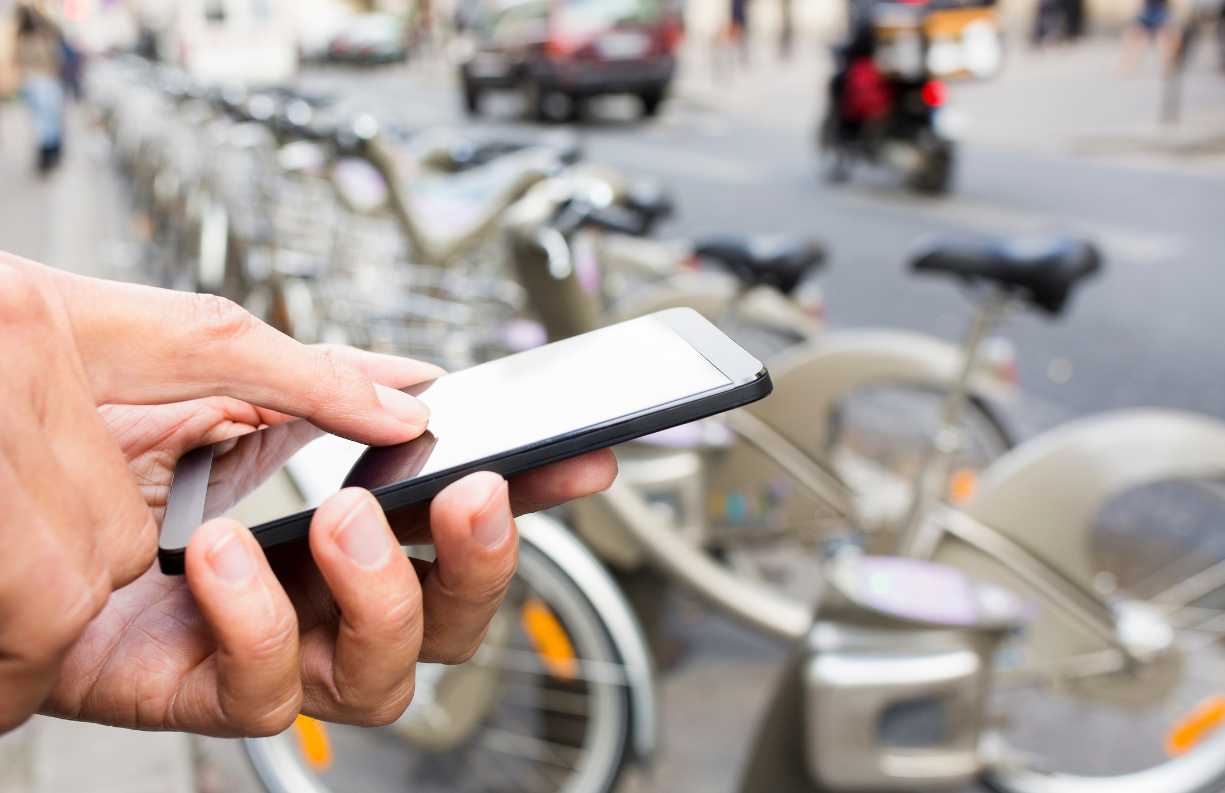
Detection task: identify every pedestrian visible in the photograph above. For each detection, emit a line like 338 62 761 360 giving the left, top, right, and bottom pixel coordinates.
0 251 617 737
730 0 750 64
1121 0 1178 72
1064 0 1086 40
10 6 65 172
1031 0 1065 46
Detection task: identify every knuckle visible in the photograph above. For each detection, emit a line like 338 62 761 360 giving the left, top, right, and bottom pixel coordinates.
446 639 482 666
28 569 109 664
353 678 415 727
111 514 159 587
234 690 302 737
240 612 299 666
423 622 490 666
0 259 52 324
445 558 517 611
191 293 257 344
309 346 368 406
378 586 424 639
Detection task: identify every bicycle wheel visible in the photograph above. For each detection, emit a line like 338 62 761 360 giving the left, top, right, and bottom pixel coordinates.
703 382 1011 606
244 536 633 793
827 384 1012 535
984 475 1225 792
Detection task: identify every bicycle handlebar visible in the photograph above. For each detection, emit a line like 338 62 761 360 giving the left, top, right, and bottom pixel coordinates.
552 200 647 237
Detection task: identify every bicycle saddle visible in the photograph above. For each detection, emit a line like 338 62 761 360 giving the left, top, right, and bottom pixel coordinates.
403 148 562 259
910 235 1101 315
694 235 827 295
622 180 674 233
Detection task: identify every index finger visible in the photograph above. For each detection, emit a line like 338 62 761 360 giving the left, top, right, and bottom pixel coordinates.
46 269 430 445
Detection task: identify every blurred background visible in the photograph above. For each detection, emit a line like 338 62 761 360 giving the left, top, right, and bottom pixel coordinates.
0 0 1223 791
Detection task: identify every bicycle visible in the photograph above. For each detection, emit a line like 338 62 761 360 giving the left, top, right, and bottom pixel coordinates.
501 177 1020 572
242 232 1225 792
593 233 1225 789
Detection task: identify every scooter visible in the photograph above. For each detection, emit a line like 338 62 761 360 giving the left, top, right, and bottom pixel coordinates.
818 68 958 195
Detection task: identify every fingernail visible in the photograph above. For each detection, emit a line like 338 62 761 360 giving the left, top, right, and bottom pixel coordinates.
208 528 255 584
472 478 511 549
335 493 392 569
375 384 429 430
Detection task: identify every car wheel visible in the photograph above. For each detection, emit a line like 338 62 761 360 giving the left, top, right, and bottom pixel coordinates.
639 89 665 117
462 80 482 116
523 81 549 122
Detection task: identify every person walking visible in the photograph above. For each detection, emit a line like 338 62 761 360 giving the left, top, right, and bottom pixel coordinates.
1121 0 1178 72
11 6 65 172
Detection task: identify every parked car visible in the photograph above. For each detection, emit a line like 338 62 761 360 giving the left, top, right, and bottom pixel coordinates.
165 0 298 84
328 13 410 64
458 0 681 120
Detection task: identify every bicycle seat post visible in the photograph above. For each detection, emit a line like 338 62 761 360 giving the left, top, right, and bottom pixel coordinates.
897 288 1012 556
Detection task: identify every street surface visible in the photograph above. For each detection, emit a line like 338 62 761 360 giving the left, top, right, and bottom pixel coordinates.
1 34 1223 793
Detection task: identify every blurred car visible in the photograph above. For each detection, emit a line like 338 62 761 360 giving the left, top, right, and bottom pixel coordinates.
297 5 357 62
328 13 410 64
458 0 682 120
166 0 299 84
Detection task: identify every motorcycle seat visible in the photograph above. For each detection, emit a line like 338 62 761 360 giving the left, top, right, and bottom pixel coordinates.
694 235 827 295
910 235 1101 315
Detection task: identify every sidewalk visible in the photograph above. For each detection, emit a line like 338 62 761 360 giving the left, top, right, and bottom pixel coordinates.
0 103 196 793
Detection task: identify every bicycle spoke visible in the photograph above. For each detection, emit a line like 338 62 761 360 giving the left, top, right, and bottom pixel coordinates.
471 646 630 687
1149 558 1225 610
1166 604 1225 628
476 727 583 772
497 681 592 718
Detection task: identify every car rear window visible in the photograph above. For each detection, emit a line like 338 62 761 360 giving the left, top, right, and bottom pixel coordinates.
557 0 663 36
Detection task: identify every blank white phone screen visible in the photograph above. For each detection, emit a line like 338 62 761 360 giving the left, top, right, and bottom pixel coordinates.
214 315 730 524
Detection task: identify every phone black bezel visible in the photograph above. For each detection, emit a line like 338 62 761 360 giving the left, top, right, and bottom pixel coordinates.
159 309 770 574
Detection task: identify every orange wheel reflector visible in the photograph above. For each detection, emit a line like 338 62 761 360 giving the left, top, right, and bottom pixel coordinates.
1167 697 1225 757
293 714 333 772
521 597 579 682
948 468 978 505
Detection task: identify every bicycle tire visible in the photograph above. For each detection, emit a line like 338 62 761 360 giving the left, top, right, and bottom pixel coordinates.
242 534 633 793
983 730 1225 793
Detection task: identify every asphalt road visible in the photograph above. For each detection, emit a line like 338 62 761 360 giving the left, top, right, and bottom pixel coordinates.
299 50 1225 429
184 47 1225 793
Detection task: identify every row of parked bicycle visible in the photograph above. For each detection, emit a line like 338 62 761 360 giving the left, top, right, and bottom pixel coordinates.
88 56 1225 793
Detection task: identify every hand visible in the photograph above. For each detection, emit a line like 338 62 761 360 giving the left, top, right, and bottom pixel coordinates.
0 251 615 734
42 457 614 735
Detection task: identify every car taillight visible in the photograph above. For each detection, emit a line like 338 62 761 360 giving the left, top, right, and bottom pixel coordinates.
921 79 947 108
663 21 684 52
547 35 572 59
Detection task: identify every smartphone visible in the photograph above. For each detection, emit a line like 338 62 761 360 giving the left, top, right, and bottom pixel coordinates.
159 308 771 574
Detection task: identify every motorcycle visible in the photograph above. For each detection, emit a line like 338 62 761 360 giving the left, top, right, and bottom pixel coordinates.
817 60 958 195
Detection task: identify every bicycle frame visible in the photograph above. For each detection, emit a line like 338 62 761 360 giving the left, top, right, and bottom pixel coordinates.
923 411 1225 703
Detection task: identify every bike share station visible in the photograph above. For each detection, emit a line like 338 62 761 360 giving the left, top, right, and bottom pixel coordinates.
83 50 1225 793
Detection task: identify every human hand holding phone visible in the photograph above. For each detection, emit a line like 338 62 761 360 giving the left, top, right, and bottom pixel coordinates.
0 252 616 736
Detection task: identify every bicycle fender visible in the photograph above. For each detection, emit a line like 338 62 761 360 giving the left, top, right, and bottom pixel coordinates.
748 329 1016 456
960 409 1225 588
